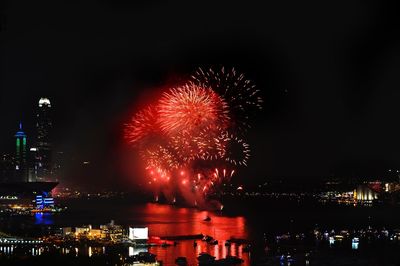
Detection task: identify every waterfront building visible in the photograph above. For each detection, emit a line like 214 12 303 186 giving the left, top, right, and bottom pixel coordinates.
100 220 124 242
70 221 125 242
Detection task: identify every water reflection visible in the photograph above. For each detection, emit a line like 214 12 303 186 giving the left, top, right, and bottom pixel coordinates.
34 212 54 225
149 240 250 266
57 243 251 266
0 246 13 255
0 245 44 256
142 203 247 240
61 246 106 257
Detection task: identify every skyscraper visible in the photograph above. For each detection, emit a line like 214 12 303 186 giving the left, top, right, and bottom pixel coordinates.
15 122 28 182
28 147 39 182
35 97 53 181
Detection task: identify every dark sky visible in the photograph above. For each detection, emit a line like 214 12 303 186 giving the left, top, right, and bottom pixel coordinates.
1 1 400 188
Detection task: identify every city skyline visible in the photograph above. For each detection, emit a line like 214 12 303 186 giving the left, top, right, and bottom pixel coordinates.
2 94 400 190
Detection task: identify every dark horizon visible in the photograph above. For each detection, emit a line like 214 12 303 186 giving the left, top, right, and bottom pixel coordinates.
1 1 400 189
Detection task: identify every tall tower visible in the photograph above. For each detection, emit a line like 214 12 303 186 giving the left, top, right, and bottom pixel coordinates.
15 122 28 182
36 97 53 181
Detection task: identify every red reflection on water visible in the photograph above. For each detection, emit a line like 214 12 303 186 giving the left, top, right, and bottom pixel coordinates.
150 240 250 266
223 242 227 258
143 203 250 266
230 243 236 257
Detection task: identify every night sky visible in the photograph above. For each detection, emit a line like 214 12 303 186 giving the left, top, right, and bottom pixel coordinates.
1 1 399 188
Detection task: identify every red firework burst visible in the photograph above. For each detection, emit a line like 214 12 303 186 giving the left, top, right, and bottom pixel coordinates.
157 84 230 135
124 105 159 145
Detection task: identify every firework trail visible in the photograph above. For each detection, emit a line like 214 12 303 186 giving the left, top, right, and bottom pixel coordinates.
124 67 261 207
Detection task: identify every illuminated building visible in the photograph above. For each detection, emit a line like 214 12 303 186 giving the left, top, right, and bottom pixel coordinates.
100 220 124 242
35 192 55 210
128 227 149 244
15 123 28 182
28 148 39 182
88 229 103 239
70 221 125 242
35 97 53 181
384 182 400 193
75 225 91 236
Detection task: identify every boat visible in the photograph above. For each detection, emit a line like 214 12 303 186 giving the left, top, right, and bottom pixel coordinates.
175 256 188 266
209 239 218 245
198 253 216 265
202 235 213 242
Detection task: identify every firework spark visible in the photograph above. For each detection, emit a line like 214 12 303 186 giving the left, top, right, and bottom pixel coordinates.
191 67 263 132
196 126 226 161
221 132 251 166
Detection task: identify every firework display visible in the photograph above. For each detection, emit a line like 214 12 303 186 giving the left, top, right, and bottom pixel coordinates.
125 67 262 206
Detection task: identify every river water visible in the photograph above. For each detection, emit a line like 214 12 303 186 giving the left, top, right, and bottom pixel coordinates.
2 198 400 265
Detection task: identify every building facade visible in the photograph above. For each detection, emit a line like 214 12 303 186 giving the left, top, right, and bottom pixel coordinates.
35 97 53 181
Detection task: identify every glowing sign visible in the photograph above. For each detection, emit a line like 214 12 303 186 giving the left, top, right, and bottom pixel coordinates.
35 194 54 209
128 227 148 240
